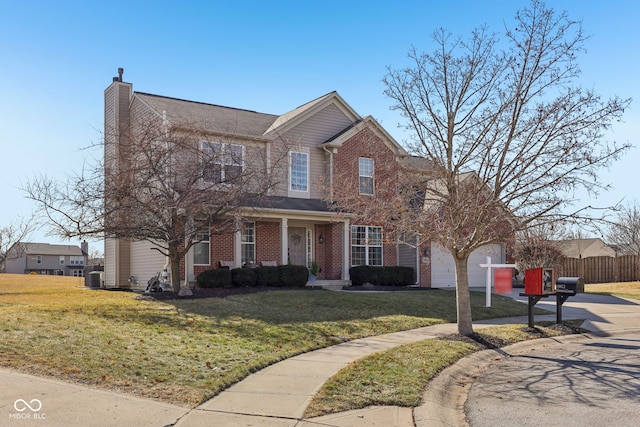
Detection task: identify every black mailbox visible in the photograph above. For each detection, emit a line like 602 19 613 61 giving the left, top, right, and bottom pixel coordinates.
556 277 584 295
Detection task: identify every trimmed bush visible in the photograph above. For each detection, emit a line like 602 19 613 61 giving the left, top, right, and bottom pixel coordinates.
255 266 280 287
349 266 415 286
197 268 232 288
278 264 309 287
231 267 258 287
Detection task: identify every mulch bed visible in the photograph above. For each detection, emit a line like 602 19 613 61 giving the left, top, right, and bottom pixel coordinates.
135 286 313 300
131 284 435 300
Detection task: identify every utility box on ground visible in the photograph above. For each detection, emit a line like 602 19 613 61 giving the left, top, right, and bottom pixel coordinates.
524 267 555 295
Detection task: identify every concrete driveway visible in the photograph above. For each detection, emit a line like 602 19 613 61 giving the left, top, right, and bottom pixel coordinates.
462 290 640 427
466 333 640 427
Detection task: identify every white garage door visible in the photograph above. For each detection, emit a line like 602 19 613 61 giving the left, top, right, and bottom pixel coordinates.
431 243 504 288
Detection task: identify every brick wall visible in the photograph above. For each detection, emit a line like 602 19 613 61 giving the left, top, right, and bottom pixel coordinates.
314 223 344 280
334 126 401 272
256 221 281 264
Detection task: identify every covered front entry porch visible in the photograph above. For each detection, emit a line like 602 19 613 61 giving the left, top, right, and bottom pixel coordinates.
280 218 350 284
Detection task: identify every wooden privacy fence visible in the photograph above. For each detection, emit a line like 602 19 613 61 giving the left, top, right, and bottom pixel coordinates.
558 255 639 283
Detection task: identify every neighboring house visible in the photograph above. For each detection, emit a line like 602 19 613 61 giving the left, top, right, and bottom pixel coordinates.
104 71 506 289
557 238 617 258
4 242 89 276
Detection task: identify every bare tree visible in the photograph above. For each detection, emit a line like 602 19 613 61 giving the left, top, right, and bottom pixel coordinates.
24 113 291 292
513 223 566 272
0 215 37 272
333 0 631 335
607 201 640 256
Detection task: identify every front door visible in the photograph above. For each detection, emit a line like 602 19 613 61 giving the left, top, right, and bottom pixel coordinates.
288 227 307 266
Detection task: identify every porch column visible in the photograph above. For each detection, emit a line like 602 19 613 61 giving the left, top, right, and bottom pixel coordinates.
281 218 289 266
342 219 350 280
234 226 242 268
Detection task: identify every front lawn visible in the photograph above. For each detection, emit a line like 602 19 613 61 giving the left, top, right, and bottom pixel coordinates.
0 274 538 407
586 281 640 301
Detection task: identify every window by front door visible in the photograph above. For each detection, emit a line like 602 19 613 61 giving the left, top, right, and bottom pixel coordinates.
241 222 255 265
193 231 210 266
351 225 383 266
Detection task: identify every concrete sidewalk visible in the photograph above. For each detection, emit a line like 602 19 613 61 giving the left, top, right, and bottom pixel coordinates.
2 290 639 426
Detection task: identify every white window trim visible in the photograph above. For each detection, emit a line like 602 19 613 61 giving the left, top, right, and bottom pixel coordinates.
359 157 375 195
241 222 256 265
193 229 211 266
351 225 384 266
201 141 245 185
289 150 310 194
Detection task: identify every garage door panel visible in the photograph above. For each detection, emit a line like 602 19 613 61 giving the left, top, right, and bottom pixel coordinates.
431 243 504 288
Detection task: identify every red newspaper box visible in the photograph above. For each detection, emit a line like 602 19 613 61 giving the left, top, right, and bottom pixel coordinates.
524 267 555 295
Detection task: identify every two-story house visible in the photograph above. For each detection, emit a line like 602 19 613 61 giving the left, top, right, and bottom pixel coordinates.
4 242 88 276
103 71 505 289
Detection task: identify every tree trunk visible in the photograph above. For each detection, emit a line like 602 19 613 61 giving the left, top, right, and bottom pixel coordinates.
167 243 182 292
453 255 474 336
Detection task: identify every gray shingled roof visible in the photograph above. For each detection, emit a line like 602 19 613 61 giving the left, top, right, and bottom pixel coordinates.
135 92 279 139
20 243 84 256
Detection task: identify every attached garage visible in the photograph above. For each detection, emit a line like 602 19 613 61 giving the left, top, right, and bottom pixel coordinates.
430 243 504 288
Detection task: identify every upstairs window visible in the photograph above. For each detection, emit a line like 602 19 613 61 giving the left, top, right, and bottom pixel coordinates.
35 255 42 264
70 256 84 265
60 256 65 265
359 157 374 195
202 142 243 184
351 225 383 266
290 151 308 192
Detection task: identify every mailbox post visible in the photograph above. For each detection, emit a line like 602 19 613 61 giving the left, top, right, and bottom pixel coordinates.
555 277 584 323
520 268 583 328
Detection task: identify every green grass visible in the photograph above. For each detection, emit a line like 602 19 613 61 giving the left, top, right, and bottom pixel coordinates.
304 321 587 418
586 281 640 301
0 274 543 407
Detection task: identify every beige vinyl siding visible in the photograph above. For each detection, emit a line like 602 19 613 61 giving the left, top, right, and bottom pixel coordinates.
277 104 355 198
129 240 166 288
104 238 117 288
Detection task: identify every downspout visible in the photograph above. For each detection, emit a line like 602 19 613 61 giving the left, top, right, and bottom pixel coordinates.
321 145 334 199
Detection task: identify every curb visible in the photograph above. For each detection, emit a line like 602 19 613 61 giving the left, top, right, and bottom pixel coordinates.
414 329 640 427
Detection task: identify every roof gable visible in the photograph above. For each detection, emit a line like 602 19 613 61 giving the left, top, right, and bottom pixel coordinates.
321 115 408 156
264 92 361 137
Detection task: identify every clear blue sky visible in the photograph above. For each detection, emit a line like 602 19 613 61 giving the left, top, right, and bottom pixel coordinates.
1 0 638 250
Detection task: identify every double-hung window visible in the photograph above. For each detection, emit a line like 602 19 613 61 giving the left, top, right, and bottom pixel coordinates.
193 229 210 266
351 225 383 266
359 157 374 195
241 222 255 265
202 142 243 184
70 256 84 265
290 151 308 192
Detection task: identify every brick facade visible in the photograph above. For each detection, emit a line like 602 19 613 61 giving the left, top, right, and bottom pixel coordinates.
255 221 281 264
